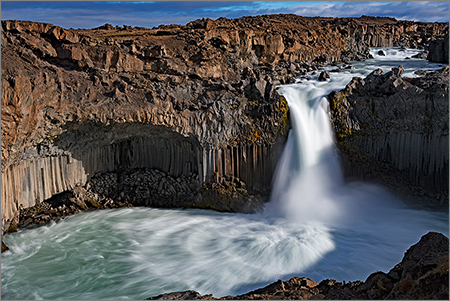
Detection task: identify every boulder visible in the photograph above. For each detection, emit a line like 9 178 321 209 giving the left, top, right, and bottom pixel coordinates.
146 290 211 300
1 240 9 253
318 70 330 81
412 51 428 59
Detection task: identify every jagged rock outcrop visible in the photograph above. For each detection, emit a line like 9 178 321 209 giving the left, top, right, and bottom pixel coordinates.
148 232 449 300
1 16 448 236
328 66 449 207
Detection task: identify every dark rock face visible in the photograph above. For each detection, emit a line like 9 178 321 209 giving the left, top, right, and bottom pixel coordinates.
147 232 449 300
328 66 449 208
427 33 449 63
385 232 449 300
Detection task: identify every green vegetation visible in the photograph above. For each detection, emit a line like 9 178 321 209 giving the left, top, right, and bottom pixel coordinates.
278 96 289 131
98 30 154 38
7 221 17 233
329 91 353 139
99 32 135 38
248 129 262 143
377 280 386 291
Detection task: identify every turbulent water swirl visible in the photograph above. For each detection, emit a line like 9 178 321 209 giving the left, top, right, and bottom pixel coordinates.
1 48 448 300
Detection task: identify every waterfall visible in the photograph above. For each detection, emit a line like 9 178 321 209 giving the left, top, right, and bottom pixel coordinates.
268 82 344 224
267 46 447 224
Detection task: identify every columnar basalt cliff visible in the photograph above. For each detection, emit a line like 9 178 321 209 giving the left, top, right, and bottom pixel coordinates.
1 15 448 237
328 66 449 207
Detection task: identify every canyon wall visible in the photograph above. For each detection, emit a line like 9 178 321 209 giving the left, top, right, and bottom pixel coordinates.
1 16 448 234
328 66 449 207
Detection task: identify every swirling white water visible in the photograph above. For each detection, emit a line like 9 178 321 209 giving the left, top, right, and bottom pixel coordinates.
2 48 448 300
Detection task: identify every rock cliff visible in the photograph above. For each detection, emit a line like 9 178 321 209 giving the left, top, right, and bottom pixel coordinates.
147 232 449 300
1 15 448 236
328 66 449 208
427 33 449 63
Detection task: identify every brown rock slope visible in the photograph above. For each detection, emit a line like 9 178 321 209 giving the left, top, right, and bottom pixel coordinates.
1 15 448 236
328 66 449 208
147 232 449 300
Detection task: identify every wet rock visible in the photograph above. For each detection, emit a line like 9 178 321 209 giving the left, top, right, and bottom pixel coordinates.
318 70 330 81
377 50 386 56
1 240 9 252
147 290 211 300
412 51 428 59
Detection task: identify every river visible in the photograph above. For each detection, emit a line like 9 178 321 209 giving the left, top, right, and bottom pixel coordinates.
1 48 448 300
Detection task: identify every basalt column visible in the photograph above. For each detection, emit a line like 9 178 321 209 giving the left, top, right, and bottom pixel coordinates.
1 125 202 233
201 138 286 195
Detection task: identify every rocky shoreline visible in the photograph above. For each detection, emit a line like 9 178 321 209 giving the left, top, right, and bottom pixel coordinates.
147 232 449 300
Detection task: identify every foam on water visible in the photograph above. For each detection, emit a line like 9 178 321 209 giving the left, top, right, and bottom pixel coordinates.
2 48 448 300
2 208 337 299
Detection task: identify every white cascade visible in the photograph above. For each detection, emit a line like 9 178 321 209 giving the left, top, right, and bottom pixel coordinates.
268 81 344 224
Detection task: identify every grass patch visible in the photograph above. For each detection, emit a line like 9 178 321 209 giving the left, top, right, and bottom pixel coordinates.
99 30 155 38
99 32 135 38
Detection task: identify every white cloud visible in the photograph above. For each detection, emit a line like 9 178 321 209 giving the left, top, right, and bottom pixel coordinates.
2 1 448 29
290 1 448 22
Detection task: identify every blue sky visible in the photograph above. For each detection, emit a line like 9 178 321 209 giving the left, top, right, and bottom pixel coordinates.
1 1 448 29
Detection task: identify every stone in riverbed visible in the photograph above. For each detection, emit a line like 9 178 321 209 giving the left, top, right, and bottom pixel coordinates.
146 290 212 300
318 70 330 81
412 51 428 59
1 240 9 252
